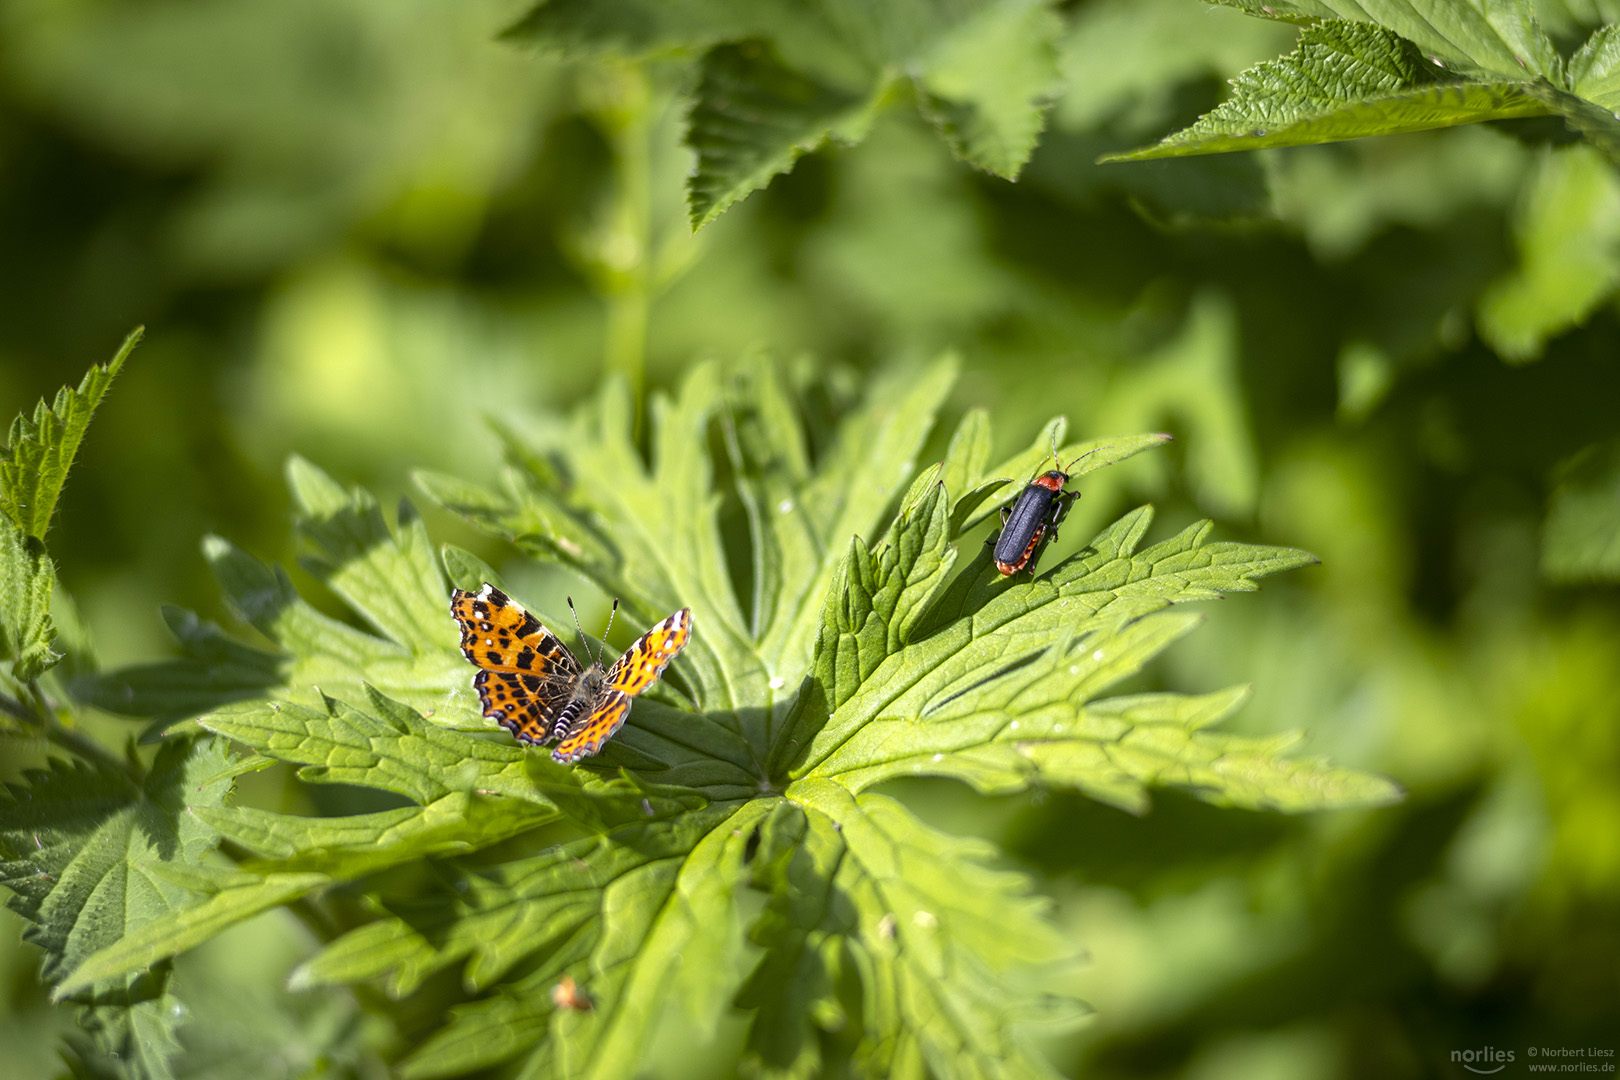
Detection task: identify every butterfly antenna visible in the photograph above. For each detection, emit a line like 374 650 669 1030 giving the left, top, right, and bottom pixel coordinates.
566 597 596 665
600 599 620 658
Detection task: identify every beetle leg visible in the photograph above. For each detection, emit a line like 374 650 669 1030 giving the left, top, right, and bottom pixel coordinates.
1048 491 1080 541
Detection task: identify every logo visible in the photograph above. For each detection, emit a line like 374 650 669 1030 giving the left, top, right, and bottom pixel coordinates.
1453 1047 1515 1075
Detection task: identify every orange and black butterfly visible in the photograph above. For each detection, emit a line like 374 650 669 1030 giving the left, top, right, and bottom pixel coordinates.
450 584 691 764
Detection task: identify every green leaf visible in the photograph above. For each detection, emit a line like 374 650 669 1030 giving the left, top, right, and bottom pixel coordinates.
0 524 61 681
1572 23 1620 110
0 328 139 540
1478 144 1620 362
82 458 470 722
200 685 542 807
780 496 1401 812
300 802 760 1080
54 870 327 999
0 737 232 1076
508 0 1063 225
420 358 959 762
77 361 1398 1079
914 0 1062 177
770 784 1085 1079
1543 437 1620 582
687 42 879 229
197 791 557 875
1204 0 1562 79
1105 20 1548 162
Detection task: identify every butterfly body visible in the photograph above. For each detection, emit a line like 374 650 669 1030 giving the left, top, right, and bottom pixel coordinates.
450 583 691 764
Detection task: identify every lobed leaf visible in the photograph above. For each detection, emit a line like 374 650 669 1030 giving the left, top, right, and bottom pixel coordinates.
67 361 1401 1080
774 783 1085 1079
199 686 541 807
80 459 472 723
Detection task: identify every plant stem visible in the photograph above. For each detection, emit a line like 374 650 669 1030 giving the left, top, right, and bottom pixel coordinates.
595 61 653 431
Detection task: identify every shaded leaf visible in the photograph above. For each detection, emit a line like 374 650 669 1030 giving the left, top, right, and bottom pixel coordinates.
687 42 878 229
509 0 1064 224
0 738 232 1077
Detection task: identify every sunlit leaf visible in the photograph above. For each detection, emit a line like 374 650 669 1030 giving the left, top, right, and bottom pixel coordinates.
1105 20 1548 162
0 328 138 541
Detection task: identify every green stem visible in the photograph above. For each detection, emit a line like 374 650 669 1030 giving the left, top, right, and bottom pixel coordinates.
3 677 143 781
597 62 653 430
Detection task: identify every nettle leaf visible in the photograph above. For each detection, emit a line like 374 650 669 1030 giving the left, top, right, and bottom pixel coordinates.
0 737 233 1078
506 0 1061 226
1205 0 1562 78
1112 3 1620 164
76 360 1396 1078
57 686 570 989
1106 18 1548 162
0 524 61 682
78 456 470 722
0 327 139 541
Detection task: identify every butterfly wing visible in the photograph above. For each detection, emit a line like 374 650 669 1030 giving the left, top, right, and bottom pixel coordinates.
550 691 630 764
550 608 692 764
605 608 692 695
451 584 581 744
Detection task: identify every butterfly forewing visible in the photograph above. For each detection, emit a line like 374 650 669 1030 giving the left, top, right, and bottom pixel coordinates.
451 585 582 743
605 608 692 694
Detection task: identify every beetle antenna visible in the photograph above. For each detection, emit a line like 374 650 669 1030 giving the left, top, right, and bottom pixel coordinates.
1062 444 1114 475
1049 426 1062 470
567 597 597 665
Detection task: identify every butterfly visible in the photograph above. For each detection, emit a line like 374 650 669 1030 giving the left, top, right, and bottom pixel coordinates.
450 583 692 765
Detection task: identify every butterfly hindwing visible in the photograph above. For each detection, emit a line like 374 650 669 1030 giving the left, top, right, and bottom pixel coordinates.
551 691 631 765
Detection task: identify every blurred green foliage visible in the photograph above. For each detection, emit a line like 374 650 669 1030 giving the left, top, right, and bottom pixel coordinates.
0 0 1617 1076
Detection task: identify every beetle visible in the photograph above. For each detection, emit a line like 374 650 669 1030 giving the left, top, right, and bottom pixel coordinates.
992 436 1104 576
